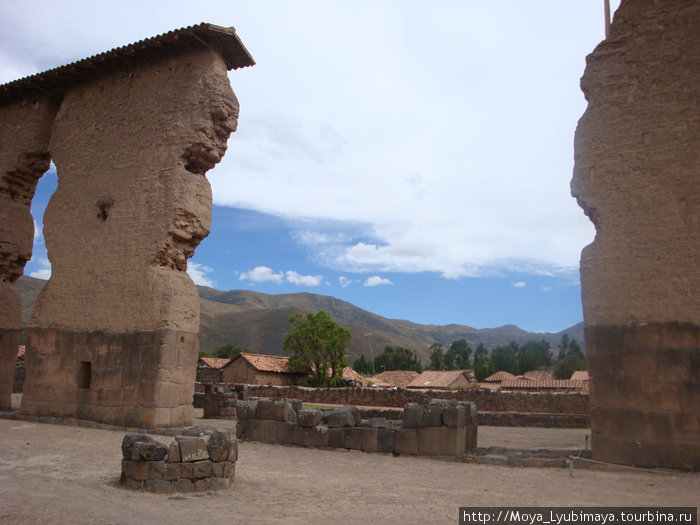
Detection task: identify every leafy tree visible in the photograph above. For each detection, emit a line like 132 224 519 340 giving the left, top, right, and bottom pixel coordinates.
374 345 423 373
428 343 446 370
449 339 472 369
212 343 247 360
474 342 488 361
558 333 571 360
490 344 519 375
516 340 552 374
353 354 373 375
473 354 494 382
554 338 586 379
284 310 351 387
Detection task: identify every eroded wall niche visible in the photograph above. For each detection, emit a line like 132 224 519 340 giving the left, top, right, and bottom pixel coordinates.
572 0 699 470
0 24 254 428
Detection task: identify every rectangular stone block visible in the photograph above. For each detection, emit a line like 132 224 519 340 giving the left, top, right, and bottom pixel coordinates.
164 463 181 481
122 460 149 481
144 479 172 494
176 436 209 462
147 461 167 480
276 421 299 445
223 461 236 479
395 428 418 455
256 398 297 422
298 409 323 428
174 479 196 492
361 428 379 452
180 462 194 479
235 400 258 420
327 427 345 449
212 462 224 478
422 402 445 427
438 425 466 455
246 419 281 443
416 426 442 456
167 440 181 462
210 477 233 490
442 404 466 427
227 439 238 462
343 427 364 450
192 460 213 479
466 424 478 452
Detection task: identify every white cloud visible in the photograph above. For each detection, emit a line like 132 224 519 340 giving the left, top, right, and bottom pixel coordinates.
339 276 353 288
363 276 394 287
513 281 527 288
2 1 607 281
285 271 323 287
33 220 43 241
29 257 51 280
239 266 284 284
187 261 215 288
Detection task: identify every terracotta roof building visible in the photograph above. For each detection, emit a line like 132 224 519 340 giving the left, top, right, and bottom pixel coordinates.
499 379 589 392
406 370 469 390
482 371 516 383
222 353 305 386
198 357 231 369
370 370 420 388
570 370 590 381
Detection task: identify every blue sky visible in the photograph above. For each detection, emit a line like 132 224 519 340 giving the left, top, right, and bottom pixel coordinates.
4 1 622 333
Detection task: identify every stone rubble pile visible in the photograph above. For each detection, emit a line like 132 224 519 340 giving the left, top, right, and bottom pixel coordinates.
120 427 237 493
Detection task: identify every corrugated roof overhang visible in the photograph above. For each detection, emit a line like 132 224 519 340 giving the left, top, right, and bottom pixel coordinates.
0 23 255 104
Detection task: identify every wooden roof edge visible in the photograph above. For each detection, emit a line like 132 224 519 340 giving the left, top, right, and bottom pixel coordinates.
0 22 255 104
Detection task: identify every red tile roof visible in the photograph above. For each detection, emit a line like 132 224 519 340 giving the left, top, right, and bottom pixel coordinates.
342 367 365 382
570 370 590 381
500 379 588 391
198 357 231 369
524 369 555 381
370 370 420 388
232 353 296 374
482 371 516 382
406 370 467 389
0 23 255 103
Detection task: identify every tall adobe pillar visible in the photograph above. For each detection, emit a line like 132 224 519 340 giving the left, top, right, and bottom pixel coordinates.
0 24 255 428
572 1 699 470
0 99 57 408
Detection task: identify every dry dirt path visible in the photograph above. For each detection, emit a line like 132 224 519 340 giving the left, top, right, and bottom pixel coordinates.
0 419 698 525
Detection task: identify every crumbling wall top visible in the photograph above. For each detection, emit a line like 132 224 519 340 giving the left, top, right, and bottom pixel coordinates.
0 23 255 105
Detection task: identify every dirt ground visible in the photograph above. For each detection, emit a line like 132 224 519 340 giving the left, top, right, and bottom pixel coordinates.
1 401 698 524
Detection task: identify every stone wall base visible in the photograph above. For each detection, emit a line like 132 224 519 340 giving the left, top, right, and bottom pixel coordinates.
0 328 21 409
21 327 198 428
587 322 699 471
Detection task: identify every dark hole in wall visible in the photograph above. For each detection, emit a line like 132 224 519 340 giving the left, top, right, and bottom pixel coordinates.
78 361 91 389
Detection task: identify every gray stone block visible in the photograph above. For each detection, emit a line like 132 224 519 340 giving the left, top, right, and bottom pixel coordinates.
395 428 418 455
180 462 194 479
227 439 238 461
377 428 396 453
122 459 149 481
342 405 361 426
324 409 356 428
176 436 209 462
223 461 236 479
193 460 213 479
276 421 299 445
207 430 235 462
144 479 172 494
147 461 166 480
288 399 303 414
417 426 442 455
134 440 168 461
125 478 144 490
121 433 152 460
298 409 323 428
422 401 447 427
368 417 392 428
167 440 181 463
343 427 364 450
402 403 424 428
442 404 466 427
257 399 297 422
458 402 477 426
235 400 258 420
212 462 224 477
163 463 181 481
328 428 345 449
174 479 196 492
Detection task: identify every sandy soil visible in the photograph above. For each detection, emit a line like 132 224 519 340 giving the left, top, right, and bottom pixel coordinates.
0 416 698 525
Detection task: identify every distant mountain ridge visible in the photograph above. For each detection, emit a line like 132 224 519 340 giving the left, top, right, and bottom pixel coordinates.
15 276 584 362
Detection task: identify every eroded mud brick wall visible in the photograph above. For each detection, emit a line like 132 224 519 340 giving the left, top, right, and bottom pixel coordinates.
0 99 57 408
21 46 240 428
572 0 699 470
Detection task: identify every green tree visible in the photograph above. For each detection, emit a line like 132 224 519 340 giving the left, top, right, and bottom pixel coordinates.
284 310 351 387
516 340 552 374
473 354 494 382
449 339 472 369
374 345 423 373
558 333 571 360
352 354 373 375
212 343 247 360
554 338 586 379
428 343 446 370
490 344 519 374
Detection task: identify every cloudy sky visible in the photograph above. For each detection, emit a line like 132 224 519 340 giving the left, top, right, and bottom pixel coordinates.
2 1 621 333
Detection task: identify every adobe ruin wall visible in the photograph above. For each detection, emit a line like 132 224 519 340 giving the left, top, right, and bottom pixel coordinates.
572 0 699 470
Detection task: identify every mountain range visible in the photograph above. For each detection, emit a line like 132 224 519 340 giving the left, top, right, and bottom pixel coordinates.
15 275 584 363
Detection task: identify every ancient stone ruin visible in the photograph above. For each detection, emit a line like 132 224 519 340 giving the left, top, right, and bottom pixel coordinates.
572 1 699 470
0 24 254 427
121 428 238 493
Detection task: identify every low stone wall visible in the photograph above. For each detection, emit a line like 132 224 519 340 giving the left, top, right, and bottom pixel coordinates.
201 383 589 414
204 386 477 457
120 428 237 493
477 411 590 428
